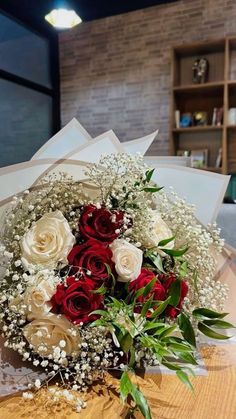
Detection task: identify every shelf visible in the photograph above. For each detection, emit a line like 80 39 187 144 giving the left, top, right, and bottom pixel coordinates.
173 126 223 133
171 37 236 183
227 125 236 129
173 81 224 94
199 166 222 173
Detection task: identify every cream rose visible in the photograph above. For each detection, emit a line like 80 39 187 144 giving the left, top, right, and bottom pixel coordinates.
21 210 75 269
23 313 80 357
146 210 174 251
24 272 59 320
110 239 142 282
10 271 59 320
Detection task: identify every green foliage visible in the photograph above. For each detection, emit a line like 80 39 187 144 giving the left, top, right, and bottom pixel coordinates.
192 308 228 319
203 319 235 329
179 261 188 279
168 279 181 306
176 370 194 391
120 371 152 419
149 297 171 318
145 168 155 183
178 312 196 347
198 322 231 340
105 263 116 295
142 186 163 193
120 333 133 353
134 277 157 300
158 236 175 247
145 250 165 273
161 246 189 257
91 283 107 294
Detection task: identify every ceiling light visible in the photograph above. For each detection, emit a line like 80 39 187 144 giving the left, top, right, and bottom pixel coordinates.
45 8 82 29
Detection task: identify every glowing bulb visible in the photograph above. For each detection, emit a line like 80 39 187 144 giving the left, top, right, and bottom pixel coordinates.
45 8 82 29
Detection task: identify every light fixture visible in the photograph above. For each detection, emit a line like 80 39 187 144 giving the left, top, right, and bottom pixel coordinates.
45 7 82 29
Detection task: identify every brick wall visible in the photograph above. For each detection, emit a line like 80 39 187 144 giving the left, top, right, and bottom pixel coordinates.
60 0 236 155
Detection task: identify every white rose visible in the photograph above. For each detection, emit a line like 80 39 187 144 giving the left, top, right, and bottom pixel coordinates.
24 275 58 320
9 271 59 320
110 239 142 282
146 211 174 251
21 210 75 269
23 313 80 358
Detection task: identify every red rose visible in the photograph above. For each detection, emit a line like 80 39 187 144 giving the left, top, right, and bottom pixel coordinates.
159 272 188 318
79 204 124 243
129 268 166 314
67 239 114 283
51 276 103 324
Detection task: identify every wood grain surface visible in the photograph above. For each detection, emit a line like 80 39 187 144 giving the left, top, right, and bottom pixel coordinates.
144 344 236 419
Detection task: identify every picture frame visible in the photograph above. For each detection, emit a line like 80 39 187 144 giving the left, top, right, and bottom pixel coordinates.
190 149 208 169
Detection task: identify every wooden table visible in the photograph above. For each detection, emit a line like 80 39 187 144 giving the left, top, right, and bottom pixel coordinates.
143 344 236 419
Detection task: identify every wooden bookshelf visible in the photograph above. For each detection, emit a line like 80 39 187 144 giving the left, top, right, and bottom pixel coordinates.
170 37 236 175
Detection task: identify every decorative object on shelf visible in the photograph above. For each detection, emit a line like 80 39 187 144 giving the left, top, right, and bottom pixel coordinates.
177 149 190 157
193 111 208 126
180 112 192 127
215 147 222 168
215 107 224 126
228 108 236 125
212 107 223 126
190 149 208 168
175 110 180 128
192 57 209 84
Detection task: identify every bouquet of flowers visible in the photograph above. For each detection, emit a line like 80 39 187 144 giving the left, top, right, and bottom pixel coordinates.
0 153 233 418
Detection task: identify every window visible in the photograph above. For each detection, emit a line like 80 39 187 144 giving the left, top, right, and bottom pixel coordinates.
0 11 59 167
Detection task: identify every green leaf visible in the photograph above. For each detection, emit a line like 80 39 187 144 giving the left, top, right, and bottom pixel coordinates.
120 371 132 403
89 319 107 327
158 325 176 339
89 309 110 318
193 308 228 319
176 370 194 391
168 342 193 353
119 372 152 419
198 322 231 340
143 321 166 332
177 352 198 365
203 319 235 329
131 385 152 419
161 246 188 257
141 296 154 317
150 253 165 273
158 236 175 247
162 361 181 371
91 284 107 294
120 333 133 353
168 279 181 306
179 261 188 279
143 186 163 193
134 276 156 300
129 346 136 368
145 168 155 183
143 277 157 298
178 313 196 347
149 297 171 318
105 263 116 295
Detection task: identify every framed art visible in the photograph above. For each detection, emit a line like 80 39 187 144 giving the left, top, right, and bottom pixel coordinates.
190 149 208 168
